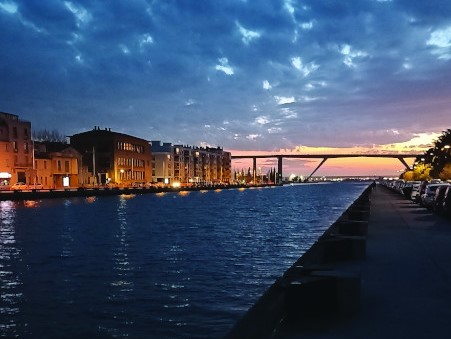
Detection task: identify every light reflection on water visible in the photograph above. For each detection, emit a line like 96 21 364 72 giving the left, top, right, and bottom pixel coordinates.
0 201 22 337
0 182 368 338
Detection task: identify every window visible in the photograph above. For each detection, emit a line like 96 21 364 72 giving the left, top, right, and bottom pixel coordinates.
13 127 17 139
24 128 28 139
44 160 47 170
65 160 70 172
24 142 29 153
13 141 17 151
57 160 62 172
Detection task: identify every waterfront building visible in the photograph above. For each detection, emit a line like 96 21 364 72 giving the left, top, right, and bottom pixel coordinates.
0 111 32 186
34 142 82 188
70 127 152 186
152 142 232 185
150 141 174 184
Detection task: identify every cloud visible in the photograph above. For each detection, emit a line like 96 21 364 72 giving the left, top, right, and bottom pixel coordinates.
275 96 295 105
291 56 319 76
215 57 234 75
0 0 449 156
339 44 368 68
236 21 261 44
0 1 17 14
262 80 272 90
254 116 270 125
427 26 451 59
64 1 91 26
246 134 261 141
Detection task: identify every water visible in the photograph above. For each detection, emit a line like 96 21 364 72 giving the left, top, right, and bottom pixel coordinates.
0 182 368 338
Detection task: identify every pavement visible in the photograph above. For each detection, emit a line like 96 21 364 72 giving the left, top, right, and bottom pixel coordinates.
275 185 451 339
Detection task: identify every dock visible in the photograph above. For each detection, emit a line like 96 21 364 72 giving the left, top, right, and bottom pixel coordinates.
227 185 451 338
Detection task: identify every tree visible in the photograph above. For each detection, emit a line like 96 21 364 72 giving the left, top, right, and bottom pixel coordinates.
403 129 450 180
33 129 67 143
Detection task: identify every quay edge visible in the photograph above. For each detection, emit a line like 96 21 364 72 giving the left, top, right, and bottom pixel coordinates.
225 184 373 339
0 183 281 202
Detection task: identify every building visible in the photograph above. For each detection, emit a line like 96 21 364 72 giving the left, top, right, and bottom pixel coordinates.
150 141 174 184
70 127 152 186
0 111 32 186
34 142 82 188
152 141 232 185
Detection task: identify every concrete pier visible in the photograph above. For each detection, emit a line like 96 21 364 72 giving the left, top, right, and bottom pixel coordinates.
227 185 451 338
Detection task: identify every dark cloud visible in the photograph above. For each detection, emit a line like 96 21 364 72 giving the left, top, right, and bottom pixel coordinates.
0 0 450 150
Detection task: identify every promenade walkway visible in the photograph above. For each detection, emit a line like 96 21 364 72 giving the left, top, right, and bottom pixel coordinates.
276 185 451 338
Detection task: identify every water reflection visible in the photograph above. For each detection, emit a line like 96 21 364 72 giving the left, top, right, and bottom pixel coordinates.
178 191 190 196
23 200 39 208
85 196 96 203
0 201 22 337
105 195 135 337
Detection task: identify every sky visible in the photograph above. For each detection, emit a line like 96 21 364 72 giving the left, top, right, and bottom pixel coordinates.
1 0 450 176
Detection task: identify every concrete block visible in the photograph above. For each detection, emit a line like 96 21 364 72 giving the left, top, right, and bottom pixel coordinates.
338 220 369 236
320 236 366 263
311 271 361 315
284 276 336 320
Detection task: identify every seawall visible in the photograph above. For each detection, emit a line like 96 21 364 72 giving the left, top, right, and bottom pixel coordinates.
225 184 373 338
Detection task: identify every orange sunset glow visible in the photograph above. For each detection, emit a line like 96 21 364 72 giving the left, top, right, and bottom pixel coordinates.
230 133 438 177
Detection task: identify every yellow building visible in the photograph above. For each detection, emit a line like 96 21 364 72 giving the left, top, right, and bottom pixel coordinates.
34 142 82 188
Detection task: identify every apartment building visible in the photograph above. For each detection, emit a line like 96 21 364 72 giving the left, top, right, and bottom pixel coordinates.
0 112 32 186
70 127 152 186
150 141 174 184
152 141 232 185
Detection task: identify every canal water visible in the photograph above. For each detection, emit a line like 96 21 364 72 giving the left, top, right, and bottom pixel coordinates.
1 182 368 338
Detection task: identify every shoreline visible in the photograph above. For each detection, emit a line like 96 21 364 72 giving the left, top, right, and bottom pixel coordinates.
0 183 280 201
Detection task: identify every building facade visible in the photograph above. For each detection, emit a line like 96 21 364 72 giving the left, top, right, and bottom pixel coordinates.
150 141 174 184
152 141 232 185
34 142 82 188
0 112 33 186
70 127 152 186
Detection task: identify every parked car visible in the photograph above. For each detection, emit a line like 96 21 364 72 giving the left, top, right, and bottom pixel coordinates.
402 181 420 199
11 182 28 190
433 184 450 213
421 183 449 209
443 186 451 217
410 182 422 202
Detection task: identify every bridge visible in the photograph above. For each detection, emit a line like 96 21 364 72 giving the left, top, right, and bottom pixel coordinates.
231 153 420 183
